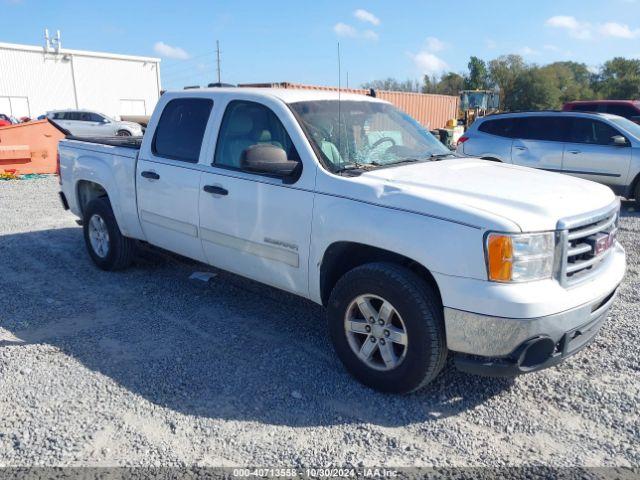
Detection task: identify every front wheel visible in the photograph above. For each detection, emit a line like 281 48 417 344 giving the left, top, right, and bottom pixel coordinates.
327 262 447 393
116 130 132 137
83 197 136 271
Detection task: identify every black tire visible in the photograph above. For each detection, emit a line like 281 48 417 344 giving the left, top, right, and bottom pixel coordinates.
116 130 132 137
327 262 447 394
83 197 136 271
635 181 640 208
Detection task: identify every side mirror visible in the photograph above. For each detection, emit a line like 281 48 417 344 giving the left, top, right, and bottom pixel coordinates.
612 135 628 146
241 144 300 178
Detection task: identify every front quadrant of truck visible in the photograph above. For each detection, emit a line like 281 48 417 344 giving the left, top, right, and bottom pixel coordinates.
58 87 626 393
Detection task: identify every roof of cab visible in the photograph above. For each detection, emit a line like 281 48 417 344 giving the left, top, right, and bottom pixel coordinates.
167 87 388 104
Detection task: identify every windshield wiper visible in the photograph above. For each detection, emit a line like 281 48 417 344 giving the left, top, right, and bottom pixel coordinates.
429 152 457 160
371 158 420 167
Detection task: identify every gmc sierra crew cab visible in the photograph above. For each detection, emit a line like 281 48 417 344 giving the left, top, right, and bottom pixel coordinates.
58 88 626 393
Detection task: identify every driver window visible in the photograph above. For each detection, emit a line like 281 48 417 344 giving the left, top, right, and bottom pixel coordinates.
214 100 300 169
569 118 624 146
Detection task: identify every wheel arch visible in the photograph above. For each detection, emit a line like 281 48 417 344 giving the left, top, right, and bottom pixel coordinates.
629 170 640 199
319 241 442 307
76 180 110 216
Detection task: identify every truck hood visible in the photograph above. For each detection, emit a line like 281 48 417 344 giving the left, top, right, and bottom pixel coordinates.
354 158 616 232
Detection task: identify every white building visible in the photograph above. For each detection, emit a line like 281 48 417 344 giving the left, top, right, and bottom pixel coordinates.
0 36 161 119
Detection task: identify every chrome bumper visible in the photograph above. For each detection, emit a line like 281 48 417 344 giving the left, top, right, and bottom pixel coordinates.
444 285 619 358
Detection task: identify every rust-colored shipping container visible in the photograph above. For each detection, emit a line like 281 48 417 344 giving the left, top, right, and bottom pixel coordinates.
0 120 66 174
239 82 459 129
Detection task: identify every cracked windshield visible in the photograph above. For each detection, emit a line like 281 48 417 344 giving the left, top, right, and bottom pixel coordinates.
291 100 453 171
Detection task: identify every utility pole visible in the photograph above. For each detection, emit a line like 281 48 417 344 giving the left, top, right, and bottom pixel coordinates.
216 40 221 83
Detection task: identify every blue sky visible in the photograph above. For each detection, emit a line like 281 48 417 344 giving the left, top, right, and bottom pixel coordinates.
2 0 640 90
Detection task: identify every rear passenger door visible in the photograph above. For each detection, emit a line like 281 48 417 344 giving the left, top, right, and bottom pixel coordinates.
465 118 515 161
511 116 569 172
136 98 214 262
562 117 631 191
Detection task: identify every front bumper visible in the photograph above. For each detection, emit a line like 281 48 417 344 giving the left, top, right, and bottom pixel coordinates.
452 285 617 376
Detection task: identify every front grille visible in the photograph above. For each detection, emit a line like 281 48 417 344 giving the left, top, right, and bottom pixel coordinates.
557 201 619 287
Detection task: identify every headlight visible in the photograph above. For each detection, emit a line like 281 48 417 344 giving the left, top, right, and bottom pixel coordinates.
485 232 555 282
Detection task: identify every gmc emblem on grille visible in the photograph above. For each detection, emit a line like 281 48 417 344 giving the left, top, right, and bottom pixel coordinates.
589 231 616 257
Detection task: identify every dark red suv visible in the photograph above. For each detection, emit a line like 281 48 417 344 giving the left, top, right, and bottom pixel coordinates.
563 100 640 124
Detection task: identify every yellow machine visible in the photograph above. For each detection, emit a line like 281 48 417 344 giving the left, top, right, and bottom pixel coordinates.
459 90 500 128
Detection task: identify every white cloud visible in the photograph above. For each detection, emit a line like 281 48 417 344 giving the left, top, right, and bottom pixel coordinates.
333 22 377 41
425 36 446 52
545 15 592 39
333 22 358 37
520 46 540 56
411 51 448 76
353 9 380 26
598 22 640 38
543 44 559 51
361 29 379 41
153 41 190 60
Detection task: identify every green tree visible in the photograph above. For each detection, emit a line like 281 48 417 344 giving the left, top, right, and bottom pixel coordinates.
509 66 560 110
361 78 421 92
465 56 489 90
543 62 594 105
488 55 526 110
436 72 465 96
594 57 640 99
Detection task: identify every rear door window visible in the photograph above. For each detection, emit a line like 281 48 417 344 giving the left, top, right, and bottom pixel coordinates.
568 103 598 113
513 116 570 142
604 104 638 119
152 98 214 163
478 118 517 137
568 118 625 146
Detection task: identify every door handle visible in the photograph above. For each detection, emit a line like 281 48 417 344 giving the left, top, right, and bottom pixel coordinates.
514 146 527 151
567 150 581 154
141 170 160 180
203 185 228 196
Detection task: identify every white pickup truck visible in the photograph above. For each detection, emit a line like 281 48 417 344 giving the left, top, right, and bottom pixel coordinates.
58 88 626 393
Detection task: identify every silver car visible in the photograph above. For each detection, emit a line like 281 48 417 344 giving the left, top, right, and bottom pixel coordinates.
457 111 640 205
46 110 143 137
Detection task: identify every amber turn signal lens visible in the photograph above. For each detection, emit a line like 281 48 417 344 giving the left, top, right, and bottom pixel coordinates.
487 234 513 282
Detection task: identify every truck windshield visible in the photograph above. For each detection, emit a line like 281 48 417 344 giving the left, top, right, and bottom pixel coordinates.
290 100 452 172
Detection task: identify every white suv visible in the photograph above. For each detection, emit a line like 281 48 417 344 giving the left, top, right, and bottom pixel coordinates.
457 111 640 205
47 110 143 137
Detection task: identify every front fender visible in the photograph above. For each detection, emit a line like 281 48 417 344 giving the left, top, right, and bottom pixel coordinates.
308 193 487 304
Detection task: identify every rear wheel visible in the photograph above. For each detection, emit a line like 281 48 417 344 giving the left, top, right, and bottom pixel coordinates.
116 130 132 137
83 197 136 271
327 262 447 393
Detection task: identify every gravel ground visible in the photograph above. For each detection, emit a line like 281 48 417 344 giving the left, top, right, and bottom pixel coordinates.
0 176 638 468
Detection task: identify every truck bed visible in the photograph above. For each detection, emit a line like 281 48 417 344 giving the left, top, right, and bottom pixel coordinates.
66 135 143 149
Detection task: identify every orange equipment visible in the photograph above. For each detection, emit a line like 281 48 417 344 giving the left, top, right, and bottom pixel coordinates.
0 120 66 175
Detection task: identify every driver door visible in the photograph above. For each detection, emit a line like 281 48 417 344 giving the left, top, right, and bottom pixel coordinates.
198 99 315 296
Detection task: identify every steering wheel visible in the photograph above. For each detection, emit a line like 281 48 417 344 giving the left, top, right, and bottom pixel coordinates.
370 136 397 149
